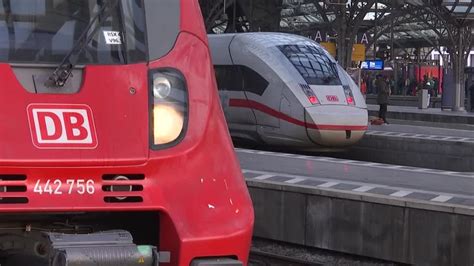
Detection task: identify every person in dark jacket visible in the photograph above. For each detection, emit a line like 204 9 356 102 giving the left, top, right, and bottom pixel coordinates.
470 84 474 112
376 74 390 124
433 77 439 97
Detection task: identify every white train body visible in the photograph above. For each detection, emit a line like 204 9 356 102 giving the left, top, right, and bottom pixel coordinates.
209 33 368 150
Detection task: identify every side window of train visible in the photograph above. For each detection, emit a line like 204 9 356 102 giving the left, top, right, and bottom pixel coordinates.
241 66 269 96
214 65 243 92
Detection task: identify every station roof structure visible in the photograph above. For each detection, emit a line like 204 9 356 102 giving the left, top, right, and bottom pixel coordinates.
201 0 474 50
279 0 474 49
441 0 474 19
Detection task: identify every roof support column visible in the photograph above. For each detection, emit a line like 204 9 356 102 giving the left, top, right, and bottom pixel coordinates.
453 27 466 111
336 0 348 68
373 1 378 59
391 13 397 92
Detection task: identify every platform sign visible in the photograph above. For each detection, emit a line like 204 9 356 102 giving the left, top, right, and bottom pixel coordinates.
360 60 384 70
352 44 366 62
320 42 336 58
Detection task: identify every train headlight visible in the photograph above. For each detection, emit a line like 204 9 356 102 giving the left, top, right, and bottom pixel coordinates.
343 85 356 106
153 77 172 99
300 84 320 105
153 105 184 145
150 69 188 147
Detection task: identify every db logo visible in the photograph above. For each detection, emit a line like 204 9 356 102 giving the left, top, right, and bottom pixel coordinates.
326 95 339 102
27 104 98 149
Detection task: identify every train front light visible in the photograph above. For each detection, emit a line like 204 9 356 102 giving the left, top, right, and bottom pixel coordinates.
150 69 188 147
153 77 172 99
300 84 320 105
153 105 184 145
343 85 356 106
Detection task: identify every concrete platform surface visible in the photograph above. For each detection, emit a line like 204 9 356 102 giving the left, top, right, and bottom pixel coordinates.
239 148 474 265
368 104 474 118
237 148 474 210
366 95 443 108
345 122 474 171
367 123 474 140
367 104 474 128
247 179 474 265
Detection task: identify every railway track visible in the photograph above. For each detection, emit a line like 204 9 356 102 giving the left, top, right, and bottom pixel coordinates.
249 238 401 266
249 249 320 265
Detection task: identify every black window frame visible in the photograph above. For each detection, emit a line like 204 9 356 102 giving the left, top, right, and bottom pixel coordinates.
214 65 269 96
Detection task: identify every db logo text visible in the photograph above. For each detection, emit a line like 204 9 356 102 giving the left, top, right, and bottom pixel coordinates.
326 95 339 102
27 104 98 149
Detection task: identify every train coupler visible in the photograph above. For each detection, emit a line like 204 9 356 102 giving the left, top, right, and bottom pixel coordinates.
45 230 159 266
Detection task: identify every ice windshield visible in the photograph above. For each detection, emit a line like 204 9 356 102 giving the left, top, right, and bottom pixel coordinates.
0 0 146 64
278 44 341 86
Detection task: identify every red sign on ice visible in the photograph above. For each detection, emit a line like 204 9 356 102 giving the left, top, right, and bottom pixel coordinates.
326 95 339 102
27 104 98 149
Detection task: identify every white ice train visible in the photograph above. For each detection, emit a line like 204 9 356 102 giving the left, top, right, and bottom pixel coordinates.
209 33 368 150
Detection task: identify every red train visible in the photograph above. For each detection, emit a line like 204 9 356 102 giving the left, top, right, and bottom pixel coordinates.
0 1 253 265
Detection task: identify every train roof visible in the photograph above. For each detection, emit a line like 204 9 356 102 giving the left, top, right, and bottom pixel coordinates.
208 32 317 47
208 32 332 65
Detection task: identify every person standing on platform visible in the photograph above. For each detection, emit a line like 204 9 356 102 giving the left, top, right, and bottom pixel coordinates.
404 77 411 96
360 80 367 99
433 77 439 97
470 84 474 112
376 74 390 124
372 77 377 95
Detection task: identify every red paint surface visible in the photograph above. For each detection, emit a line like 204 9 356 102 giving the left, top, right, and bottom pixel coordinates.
0 1 253 265
229 99 368 131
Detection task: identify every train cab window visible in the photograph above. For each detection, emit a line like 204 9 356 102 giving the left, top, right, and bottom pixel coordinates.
278 45 341 86
214 65 243 91
0 0 147 64
241 66 269 96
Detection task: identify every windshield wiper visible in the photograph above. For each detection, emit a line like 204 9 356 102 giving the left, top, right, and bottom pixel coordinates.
45 1 113 88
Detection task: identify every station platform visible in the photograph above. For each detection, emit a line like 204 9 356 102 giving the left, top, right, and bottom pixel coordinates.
343 121 474 171
237 148 474 208
367 123 474 142
367 104 474 129
238 148 474 265
366 95 443 108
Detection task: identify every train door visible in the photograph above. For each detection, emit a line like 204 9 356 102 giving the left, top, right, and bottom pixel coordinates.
241 65 281 130
214 65 258 134
228 39 281 130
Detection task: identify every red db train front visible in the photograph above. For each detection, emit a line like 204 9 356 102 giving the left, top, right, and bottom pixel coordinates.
0 0 253 265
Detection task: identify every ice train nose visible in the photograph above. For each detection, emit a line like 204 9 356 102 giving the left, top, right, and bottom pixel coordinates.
304 105 368 147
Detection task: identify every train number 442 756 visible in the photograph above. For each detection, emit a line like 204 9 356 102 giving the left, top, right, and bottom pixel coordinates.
33 179 95 195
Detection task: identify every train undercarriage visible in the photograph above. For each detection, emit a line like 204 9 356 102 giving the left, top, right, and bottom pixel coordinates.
0 212 160 266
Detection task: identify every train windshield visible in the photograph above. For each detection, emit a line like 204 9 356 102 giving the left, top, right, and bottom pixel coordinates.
278 45 341 86
0 0 146 64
